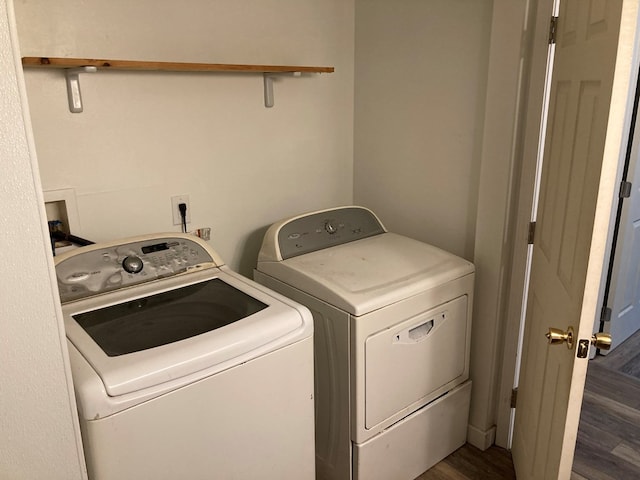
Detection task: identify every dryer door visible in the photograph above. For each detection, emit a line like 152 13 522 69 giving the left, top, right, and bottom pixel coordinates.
364 295 469 428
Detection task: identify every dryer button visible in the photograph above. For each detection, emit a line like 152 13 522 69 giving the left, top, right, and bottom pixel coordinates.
325 221 337 234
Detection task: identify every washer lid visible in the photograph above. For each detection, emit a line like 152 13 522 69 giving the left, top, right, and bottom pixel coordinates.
63 268 312 397
257 232 474 316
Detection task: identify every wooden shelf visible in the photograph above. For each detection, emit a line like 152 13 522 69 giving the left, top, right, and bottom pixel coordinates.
22 57 334 112
21 57 334 74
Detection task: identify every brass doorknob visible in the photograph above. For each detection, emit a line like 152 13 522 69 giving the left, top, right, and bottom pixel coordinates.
546 326 575 349
591 332 612 350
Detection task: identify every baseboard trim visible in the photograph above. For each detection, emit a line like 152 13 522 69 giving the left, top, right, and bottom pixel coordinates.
467 424 496 451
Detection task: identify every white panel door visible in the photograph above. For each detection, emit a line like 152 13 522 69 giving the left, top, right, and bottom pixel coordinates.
511 0 638 479
604 107 640 352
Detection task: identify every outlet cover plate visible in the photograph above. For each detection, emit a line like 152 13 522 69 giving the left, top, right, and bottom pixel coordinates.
171 195 191 226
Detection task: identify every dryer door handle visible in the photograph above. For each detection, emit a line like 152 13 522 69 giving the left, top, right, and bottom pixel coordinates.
408 320 434 341
393 313 445 345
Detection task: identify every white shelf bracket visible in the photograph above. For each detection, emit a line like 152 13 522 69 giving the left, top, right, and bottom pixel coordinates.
65 66 97 113
263 73 275 108
263 71 302 108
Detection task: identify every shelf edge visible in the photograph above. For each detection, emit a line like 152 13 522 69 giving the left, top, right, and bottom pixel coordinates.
21 57 335 74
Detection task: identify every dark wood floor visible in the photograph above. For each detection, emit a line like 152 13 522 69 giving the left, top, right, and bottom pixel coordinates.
594 327 640 381
415 329 640 480
572 330 640 480
416 444 515 479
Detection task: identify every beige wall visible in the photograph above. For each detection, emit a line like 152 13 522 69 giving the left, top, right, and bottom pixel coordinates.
14 0 355 277
354 0 492 259
1 0 86 477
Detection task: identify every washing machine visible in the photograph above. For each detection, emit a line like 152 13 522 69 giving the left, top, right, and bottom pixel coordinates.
254 206 474 480
55 233 315 480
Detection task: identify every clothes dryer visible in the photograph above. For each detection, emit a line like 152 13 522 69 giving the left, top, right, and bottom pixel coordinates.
56 233 314 480
254 206 474 480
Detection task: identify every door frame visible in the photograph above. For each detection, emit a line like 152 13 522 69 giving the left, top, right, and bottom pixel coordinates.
495 0 556 448
495 0 640 449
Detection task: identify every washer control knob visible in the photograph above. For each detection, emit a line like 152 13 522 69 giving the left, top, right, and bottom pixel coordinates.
325 221 337 234
122 255 144 274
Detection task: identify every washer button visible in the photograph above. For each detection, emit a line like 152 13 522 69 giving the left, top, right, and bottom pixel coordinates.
122 255 144 274
66 272 89 282
108 273 122 284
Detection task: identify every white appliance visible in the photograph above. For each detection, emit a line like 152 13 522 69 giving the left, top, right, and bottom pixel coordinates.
55 233 315 480
254 206 474 480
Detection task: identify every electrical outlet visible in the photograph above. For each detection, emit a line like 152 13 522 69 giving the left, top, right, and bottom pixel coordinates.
171 195 191 226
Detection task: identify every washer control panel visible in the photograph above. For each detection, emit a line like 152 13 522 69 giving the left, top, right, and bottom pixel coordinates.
56 236 215 303
277 206 386 259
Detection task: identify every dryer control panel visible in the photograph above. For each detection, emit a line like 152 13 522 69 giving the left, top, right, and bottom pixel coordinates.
276 206 386 259
55 235 220 303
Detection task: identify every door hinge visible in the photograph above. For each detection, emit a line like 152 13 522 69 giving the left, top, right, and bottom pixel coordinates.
620 180 632 198
528 221 536 244
511 387 518 408
601 306 612 323
549 16 559 44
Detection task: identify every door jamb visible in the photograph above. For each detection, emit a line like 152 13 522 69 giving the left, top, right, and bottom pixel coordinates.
494 0 557 448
